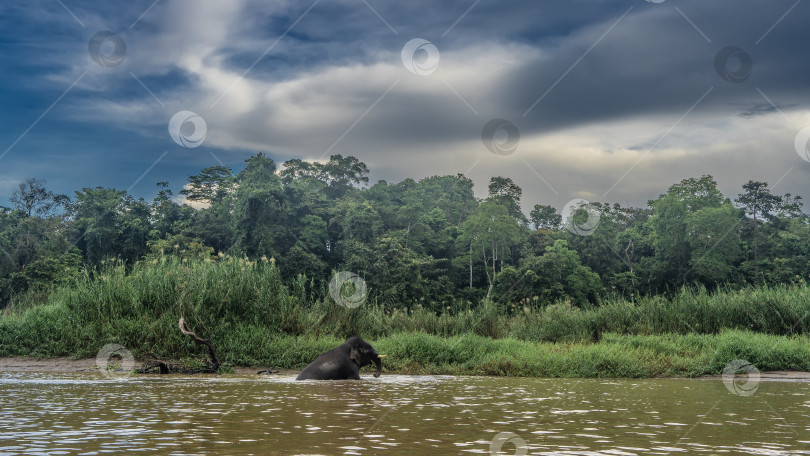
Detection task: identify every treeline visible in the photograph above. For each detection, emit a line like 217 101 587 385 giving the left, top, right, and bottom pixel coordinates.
0 153 808 310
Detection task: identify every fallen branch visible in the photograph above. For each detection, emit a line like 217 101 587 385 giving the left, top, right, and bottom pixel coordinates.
135 294 222 375
178 292 220 373
136 352 210 375
135 353 178 374
138 360 170 374
257 369 280 375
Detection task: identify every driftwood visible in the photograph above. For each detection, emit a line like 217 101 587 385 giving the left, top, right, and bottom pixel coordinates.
136 353 174 374
137 293 221 374
257 369 280 375
138 361 171 374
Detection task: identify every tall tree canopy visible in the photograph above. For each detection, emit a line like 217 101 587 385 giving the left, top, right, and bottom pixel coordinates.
1 159 808 311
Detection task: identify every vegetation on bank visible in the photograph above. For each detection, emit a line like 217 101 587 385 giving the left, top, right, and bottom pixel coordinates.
0 256 807 377
1 154 808 377
374 331 810 377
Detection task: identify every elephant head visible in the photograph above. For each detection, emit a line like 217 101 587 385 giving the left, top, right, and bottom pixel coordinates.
346 336 385 378
296 336 386 380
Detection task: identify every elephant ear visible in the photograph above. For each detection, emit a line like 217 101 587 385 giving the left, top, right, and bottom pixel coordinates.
349 347 362 366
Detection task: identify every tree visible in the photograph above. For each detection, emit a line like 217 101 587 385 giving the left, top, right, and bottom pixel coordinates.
280 159 319 184
180 166 234 204
645 175 729 290
356 237 452 310
282 243 327 282
661 175 725 211
150 182 194 239
499 240 601 307
458 201 525 299
332 199 382 245
64 187 152 265
9 178 66 217
564 202 650 292
69 187 129 265
685 204 741 285
280 154 369 197
488 176 526 223
530 204 561 230
232 154 285 258
735 180 802 280
390 175 476 253
297 215 329 256
488 176 522 201
322 154 369 188
0 208 81 306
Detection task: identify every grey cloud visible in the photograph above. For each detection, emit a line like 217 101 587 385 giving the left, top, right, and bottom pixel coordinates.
505 1 810 137
34 0 810 212
738 103 795 119
226 0 810 153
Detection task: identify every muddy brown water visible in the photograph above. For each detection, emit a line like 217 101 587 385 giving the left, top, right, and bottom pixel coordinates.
0 372 808 455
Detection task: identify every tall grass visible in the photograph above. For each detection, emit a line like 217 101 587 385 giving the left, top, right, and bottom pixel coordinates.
510 285 810 342
0 255 808 377
374 330 810 377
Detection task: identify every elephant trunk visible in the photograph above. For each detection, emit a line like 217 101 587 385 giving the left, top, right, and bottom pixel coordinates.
372 354 382 378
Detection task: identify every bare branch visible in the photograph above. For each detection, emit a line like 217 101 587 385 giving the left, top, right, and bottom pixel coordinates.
178 293 220 372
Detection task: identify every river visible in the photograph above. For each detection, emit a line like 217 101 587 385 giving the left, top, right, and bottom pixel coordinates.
1 372 808 455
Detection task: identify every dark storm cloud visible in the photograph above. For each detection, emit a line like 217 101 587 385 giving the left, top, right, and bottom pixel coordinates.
216 0 810 149
320 0 810 143
508 1 810 135
3 0 809 210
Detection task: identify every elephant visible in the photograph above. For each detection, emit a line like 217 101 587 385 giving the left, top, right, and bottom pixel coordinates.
296 336 386 380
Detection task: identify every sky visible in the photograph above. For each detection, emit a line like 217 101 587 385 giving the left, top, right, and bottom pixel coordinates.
1 0 809 213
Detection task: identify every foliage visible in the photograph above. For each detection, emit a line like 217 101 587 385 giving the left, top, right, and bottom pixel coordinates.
9 177 67 217
1 256 808 361
458 201 526 299
1 268 808 376
0 156 808 315
2 156 809 378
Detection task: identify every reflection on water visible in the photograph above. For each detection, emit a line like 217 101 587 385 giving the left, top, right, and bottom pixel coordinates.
0 372 808 455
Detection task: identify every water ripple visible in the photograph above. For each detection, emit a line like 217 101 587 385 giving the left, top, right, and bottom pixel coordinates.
0 373 808 455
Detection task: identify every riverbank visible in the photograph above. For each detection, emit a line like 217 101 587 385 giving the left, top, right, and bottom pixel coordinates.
0 357 290 375
1 259 809 378
2 330 808 379
3 258 810 349
1 355 809 382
